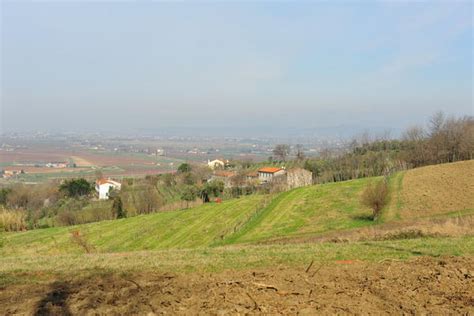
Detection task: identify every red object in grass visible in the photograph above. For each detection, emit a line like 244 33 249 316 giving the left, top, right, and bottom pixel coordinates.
215 198 222 203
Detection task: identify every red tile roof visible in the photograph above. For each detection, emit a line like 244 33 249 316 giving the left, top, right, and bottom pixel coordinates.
96 179 109 185
96 178 120 186
258 167 283 173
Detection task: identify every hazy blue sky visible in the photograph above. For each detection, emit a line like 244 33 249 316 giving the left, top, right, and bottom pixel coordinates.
1 1 472 134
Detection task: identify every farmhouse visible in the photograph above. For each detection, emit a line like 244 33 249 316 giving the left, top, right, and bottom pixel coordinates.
207 159 227 170
257 167 286 182
286 168 313 189
246 171 259 181
95 179 122 200
45 162 68 168
209 170 236 188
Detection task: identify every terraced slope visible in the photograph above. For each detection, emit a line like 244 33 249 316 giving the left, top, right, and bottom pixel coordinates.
0 194 266 256
221 178 375 245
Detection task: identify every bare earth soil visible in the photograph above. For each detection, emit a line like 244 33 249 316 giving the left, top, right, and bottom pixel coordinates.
1 256 472 315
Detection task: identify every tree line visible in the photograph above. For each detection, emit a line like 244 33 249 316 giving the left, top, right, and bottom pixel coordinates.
302 112 473 184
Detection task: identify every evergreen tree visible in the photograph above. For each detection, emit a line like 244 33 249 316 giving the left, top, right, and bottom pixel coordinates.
112 196 126 219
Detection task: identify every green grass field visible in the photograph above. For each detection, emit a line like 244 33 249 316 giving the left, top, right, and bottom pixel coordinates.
2 236 473 287
0 194 266 256
0 178 379 256
222 178 376 245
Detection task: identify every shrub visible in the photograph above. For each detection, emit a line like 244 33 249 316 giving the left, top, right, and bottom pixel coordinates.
59 178 93 198
360 179 389 221
70 230 95 253
201 181 224 202
177 163 192 173
6 184 30 209
181 185 198 208
0 188 11 205
57 210 77 226
56 200 115 226
112 196 126 218
160 173 176 186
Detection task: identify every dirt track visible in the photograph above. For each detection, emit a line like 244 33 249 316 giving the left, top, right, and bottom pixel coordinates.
1 256 472 315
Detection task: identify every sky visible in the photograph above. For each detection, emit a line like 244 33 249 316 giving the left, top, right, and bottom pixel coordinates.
1 1 472 135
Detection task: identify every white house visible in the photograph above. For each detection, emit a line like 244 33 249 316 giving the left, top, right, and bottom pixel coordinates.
208 159 226 170
95 179 122 200
45 162 68 168
257 167 286 182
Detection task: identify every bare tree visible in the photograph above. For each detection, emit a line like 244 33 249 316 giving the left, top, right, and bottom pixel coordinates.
429 111 446 137
403 125 425 142
402 125 427 167
230 170 247 187
137 185 162 214
295 144 305 161
273 144 290 161
459 116 474 160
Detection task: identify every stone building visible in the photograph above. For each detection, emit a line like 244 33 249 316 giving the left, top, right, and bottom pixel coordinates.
286 168 313 189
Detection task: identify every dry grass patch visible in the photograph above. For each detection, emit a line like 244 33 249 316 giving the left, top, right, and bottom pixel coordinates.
399 160 474 218
0 209 27 232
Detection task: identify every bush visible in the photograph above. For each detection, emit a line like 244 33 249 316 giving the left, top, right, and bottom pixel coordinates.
160 173 176 186
59 178 93 198
56 210 77 226
181 185 198 208
0 209 27 232
6 184 30 209
201 181 224 202
55 200 115 226
177 163 192 173
0 188 11 205
112 196 126 218
360 179 389 221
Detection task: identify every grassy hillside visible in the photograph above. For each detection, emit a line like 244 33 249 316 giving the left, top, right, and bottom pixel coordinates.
1 161 473 257
221 178 375 245
0 195 266 256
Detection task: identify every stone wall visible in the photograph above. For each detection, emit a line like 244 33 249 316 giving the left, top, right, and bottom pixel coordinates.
286 168 313 189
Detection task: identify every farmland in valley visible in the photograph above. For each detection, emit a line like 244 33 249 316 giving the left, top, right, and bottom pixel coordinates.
0 146 184 182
